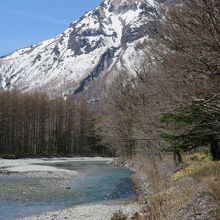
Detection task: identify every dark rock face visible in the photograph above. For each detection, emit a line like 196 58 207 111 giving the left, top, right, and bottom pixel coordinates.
74 47 118 94
119 3 156 45
68 7 108 56
52 46 60 57
68 31 104 56
121 24 153 45
32 54 42 65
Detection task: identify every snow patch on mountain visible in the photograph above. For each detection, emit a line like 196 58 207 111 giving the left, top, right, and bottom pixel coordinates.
0 0 157 97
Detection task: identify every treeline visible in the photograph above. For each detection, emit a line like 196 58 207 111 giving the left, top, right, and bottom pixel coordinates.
0 91 108 157
99 0 220 161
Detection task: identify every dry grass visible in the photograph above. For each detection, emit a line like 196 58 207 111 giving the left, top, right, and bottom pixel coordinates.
128 155 189 219
142 159 168 193
115 152 218 220
130 153 214 220
145 185 198 220
172 152 220 219
203 163 220 219
207 179 220 204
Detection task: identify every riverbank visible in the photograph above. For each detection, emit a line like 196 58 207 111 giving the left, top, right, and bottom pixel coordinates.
114 153 218 220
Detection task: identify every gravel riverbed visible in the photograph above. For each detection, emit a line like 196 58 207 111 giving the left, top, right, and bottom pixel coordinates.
19 202 141 220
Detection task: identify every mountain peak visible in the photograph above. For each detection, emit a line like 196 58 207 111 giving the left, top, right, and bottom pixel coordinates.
0 0 157 97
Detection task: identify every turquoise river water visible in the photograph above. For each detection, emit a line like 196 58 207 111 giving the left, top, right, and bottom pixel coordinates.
0 160 136 220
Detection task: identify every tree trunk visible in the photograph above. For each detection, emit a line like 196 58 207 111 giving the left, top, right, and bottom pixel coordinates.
174 149 183 164
210 139 220 161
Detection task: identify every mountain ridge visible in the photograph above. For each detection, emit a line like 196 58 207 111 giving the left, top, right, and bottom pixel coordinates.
0 0 157 98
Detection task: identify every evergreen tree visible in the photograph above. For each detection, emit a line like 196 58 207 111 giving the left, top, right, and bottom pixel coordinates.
161 94 220 161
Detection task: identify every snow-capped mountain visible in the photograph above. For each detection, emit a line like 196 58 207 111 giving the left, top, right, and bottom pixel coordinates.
0 0 158 98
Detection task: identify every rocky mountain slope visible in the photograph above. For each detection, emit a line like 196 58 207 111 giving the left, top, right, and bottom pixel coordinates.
0 0 158 98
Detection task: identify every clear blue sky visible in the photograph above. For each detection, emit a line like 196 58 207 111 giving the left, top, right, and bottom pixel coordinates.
0 0 103 56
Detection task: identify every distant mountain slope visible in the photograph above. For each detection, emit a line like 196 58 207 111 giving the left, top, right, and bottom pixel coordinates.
0 0 158 97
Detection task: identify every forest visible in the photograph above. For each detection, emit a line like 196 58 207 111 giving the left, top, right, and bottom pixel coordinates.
0 91 108 158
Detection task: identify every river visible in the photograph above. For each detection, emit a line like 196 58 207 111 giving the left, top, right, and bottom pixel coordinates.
0 160 136 220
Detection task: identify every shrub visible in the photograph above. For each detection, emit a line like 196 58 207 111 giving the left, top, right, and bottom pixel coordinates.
111 210 127 220
186 152 211 162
